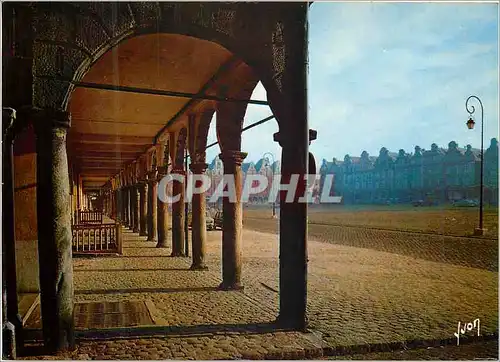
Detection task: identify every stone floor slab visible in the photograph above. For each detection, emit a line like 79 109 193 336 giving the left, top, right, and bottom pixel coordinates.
20 221 498 360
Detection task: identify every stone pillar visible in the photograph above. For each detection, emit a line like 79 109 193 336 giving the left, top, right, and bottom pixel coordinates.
156 168 169 248
190 162 209 270
2 108 22 357
123 187 129 226
34 109 74 351
275 131 308 329
117 189 123 222
115 190 120 221
111 191 115 219
219 151 246 289
139 183 148 236
274 130 308 330
128 186 133 230
111 191 116 219
263 5 309 330
147 176 158 242
133 185 140 233
171 169 186 256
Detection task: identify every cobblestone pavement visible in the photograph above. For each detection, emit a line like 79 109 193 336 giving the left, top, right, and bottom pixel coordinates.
324 339 499 360
22 222 498 359
244 217 498 271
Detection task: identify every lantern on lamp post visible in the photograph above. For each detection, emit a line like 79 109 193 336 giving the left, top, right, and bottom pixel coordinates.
465 95 485 236
466 117 475 130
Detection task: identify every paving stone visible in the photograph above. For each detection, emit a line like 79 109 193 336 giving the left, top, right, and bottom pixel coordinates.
21 225 498 360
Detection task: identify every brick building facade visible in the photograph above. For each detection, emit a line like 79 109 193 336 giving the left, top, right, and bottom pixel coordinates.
206 156 282 203
319 139 499 205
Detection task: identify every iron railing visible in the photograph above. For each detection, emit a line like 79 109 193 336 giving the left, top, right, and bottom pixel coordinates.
72 223 122 254
76 210 103 224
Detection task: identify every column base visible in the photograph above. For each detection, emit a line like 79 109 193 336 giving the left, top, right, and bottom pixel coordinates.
146 237 157 242
170 251 185 257
156 242 169 248
133 227 139 233
275 314 308 332
2 322 16 359
474 228 487 236
190 263 208 271
139 231 148 237
218 282 244 291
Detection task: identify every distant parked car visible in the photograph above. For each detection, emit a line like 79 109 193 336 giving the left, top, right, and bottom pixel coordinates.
213 210 223 230
206 215 215 230
188 211 216 230
453 199 479 207
412 199 437 207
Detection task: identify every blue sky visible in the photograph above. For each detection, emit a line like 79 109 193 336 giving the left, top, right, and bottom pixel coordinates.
205 2 499 165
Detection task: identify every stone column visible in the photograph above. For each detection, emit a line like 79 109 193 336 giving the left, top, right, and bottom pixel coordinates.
171 169 186 256
34 109 74 351
123 187 129 226
190 162 209 270
274 130 309 330
116 190 120 221
2 108 22 357
111 191 116 219
128 186 133 230
111 191 115 219
219 151 246 290
117 189 123 222
133 185 140 233
156 168 169 248
147 176 158 242
139 182 148 236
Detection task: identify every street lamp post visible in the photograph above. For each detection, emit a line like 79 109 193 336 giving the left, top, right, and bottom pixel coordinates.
262 152 276 218
465 95 486 236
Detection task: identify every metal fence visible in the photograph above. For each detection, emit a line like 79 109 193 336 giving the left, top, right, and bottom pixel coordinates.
72 223 122 254
76 210 103 224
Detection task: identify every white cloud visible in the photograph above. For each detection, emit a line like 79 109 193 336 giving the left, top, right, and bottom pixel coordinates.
308 2 498 160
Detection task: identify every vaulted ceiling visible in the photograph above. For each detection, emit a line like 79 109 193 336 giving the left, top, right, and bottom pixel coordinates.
67 33 249 190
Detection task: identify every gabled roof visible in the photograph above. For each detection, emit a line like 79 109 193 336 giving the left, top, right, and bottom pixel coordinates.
208 156 218 171
241 162 254 173
271 160 281 172
254 157 269 172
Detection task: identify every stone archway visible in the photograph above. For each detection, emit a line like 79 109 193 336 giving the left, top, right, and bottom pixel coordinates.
27 2 294 112
3 2 310 354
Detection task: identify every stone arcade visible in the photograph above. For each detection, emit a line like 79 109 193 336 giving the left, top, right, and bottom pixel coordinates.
2 2 311 356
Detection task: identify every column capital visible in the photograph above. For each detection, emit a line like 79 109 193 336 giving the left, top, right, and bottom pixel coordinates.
219 150 247 166
171 168 186 176
138 182 147 192
147 171 157 181
189 162 208 174
2 107 15 141
273 129 317 148
33 108 71 131
2 107 15 125
191 152 207 164
156 166 169 179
